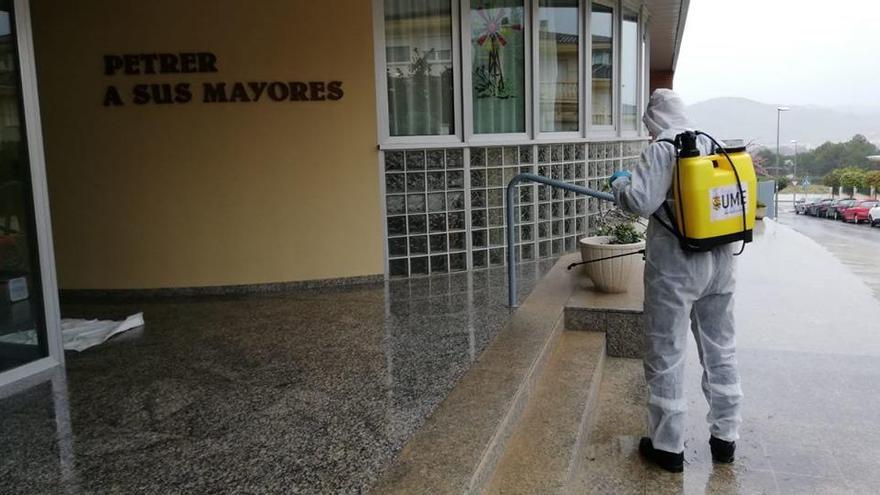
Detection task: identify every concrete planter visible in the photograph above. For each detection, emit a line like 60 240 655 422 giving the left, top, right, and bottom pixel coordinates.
578 236 645 294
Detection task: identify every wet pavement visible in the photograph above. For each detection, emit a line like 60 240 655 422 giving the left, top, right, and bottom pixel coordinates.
0 262 554 494
573 219 880 494
777 210 880 301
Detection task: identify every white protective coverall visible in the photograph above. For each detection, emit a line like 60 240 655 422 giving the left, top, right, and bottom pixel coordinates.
612 89 742 454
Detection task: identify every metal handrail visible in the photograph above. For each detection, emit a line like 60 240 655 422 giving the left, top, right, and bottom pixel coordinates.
506 173 616 307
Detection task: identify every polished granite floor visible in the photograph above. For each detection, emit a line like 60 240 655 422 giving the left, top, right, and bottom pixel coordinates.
0 261 554 494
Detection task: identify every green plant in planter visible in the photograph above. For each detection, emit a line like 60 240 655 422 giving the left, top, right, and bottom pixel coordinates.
604 223 644 245
593 206 646 245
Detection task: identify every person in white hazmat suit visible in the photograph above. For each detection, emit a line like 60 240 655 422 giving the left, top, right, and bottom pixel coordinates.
609 89 742 473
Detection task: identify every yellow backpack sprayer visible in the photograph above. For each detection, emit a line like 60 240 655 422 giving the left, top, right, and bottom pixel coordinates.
656 130 757 253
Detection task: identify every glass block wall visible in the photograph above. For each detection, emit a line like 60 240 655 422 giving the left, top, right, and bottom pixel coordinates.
535 143 588 259
383 141 648 278
468 146 533 270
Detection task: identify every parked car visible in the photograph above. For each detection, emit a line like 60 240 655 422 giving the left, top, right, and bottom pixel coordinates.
793 199 807 214
828 198 858 220
842 200 879 223
799 199 823 215
821 199 841 218
870 204 880 227
805 199 827 216
809 199 834 217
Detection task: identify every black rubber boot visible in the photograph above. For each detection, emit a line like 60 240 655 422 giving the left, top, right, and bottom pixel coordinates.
639 437 684 473
710 436 736 463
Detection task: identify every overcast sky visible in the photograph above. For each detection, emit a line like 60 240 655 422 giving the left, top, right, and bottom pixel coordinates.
675 0 880 109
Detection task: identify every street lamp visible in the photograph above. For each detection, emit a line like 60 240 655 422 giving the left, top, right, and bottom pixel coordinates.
791 139 798 204
775 106 790 217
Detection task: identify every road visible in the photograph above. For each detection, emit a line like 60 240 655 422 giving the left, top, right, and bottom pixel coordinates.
777 210 880 301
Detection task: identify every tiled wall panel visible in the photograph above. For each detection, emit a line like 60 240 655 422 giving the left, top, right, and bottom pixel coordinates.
384 141 648 278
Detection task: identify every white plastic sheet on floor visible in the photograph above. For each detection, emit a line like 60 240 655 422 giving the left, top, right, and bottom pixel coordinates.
0 313 144 352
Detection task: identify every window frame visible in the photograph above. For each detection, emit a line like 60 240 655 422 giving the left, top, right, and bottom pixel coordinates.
461 0 533 144
374 0 650 147
0 0 64 397
373 0 464 147
640 5 650 137
619 2 641 137
586 0 618 139
532 0 584 141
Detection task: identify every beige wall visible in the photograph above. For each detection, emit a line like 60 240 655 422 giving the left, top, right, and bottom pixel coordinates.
31 0 383 289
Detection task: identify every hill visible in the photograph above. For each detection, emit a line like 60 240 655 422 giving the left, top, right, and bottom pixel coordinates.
686 97 880 152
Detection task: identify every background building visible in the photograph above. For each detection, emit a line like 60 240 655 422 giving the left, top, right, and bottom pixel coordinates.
1 0 689 392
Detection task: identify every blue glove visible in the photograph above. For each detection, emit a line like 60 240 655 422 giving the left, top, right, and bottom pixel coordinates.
608 170 632 187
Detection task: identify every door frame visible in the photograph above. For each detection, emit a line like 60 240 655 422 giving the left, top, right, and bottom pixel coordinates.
0 0 63 398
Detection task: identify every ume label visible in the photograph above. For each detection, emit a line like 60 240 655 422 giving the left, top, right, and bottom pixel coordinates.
709 184 749 222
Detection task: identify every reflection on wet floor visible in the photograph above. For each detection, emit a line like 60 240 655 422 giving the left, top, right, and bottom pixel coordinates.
0 261 554 494
778 211 880 302
572 219 880 494
574 353 880 494
736 218 880 355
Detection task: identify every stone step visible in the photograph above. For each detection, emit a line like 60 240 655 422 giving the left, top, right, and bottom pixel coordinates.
565 357 650 495
483 328 606 495
371 255 582 495
564 265 644 359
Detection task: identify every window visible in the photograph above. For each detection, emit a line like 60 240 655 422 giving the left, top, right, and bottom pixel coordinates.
470 0 526 134
0 5 52 374
378 0 647 141
590 3 613 127
384 0 456 137
538 0 579 133
621 9 639 130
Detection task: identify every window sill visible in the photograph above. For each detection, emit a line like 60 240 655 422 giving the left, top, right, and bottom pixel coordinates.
378 134 650 151
379 141 469 151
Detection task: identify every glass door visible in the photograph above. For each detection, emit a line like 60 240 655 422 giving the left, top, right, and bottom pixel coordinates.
0 0 62 392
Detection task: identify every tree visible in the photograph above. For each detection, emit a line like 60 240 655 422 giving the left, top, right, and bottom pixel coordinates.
839 168 867 193
822 169 842 189
775 176 791 191
834 167 868 197
774 134 880 178
866 170 880 191
751 148 777 169
842 135 878 169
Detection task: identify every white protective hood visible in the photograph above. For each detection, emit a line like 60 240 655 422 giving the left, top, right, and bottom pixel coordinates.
643 89 694 139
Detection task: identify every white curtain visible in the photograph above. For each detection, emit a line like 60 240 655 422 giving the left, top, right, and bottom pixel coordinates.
621 10 639 129
538 0 579 132
539 9 559 132
385 0 455 136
